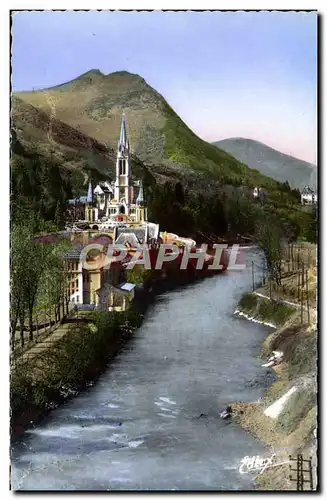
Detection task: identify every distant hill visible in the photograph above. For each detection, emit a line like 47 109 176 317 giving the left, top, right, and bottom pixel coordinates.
13 70 284 192
213 138 317 190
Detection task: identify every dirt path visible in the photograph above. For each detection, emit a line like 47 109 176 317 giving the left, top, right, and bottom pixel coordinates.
11 310 90 367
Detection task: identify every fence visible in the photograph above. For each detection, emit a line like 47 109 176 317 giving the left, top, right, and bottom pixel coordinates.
11 297 75 359
251 243 317 325
289 455 315 490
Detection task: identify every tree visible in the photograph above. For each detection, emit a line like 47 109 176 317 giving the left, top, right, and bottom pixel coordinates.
10 223 28 350
256 217 283 285
11 214 72 351
174 182 185 205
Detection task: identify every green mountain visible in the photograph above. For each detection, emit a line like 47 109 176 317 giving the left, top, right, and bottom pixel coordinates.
11 71 316 242
11 95 155 222
213 138 317 190
14 70 283 192
11 94 154 184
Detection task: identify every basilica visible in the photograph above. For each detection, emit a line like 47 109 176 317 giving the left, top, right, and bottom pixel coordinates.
67 114 147 226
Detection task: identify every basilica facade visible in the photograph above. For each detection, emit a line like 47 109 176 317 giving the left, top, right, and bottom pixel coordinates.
67 114 147 225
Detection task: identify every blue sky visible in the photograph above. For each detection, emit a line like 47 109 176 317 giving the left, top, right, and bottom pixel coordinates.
12 10 317 164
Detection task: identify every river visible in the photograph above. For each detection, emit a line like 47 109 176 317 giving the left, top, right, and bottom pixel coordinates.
11 247 274 491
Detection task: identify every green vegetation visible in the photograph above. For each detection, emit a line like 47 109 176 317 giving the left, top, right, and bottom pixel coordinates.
163 104 281 188
14 70 303 196
287 330 317 379
238 292 258 312
257 299 294 326
126 264 152 285
11 309 141 422
264 380 289 405
278 388 316 434
146 180 317 246
237 293 295 326
11 215 72 350
12 71 317 247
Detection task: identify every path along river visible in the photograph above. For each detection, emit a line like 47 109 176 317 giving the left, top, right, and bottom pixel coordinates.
12 247 274 491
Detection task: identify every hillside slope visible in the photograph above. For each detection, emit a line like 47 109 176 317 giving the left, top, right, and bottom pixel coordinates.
11 95 154 186
14 70 282 190
213 138 317 190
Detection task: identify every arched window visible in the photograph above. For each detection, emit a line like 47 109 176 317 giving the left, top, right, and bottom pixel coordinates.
119 159 126 175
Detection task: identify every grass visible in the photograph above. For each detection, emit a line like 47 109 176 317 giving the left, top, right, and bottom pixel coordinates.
163 107 281 189
264 379 289 405
238 291 295 327
278 388 316 435
257 298 294 326
286 330 317 379
233 260 317 491
238 292 258 312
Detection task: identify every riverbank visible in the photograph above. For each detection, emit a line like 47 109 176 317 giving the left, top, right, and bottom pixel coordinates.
10 266 220 442
10 308 143 440
12 247 274 491
232 288 317 490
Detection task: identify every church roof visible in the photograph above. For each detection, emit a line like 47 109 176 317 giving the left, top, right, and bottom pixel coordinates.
94 185 104 195
115 232 140 247
100 182 114 193
115 226 147 244
67 196 88 205
302 186 315 195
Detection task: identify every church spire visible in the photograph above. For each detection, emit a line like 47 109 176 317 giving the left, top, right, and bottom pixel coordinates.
118 114 129 152
136 180 145 206
87 179 93 203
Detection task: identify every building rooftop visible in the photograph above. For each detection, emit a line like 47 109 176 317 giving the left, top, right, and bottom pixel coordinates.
115 226 147 244
302 186 316 194
119 282 136 292
147 223 160 241
96 282 131 296
67 196 89 205
64 244 83 261
115 232 140 247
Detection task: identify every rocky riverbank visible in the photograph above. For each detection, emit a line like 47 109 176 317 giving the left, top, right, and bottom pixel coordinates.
231 291 317 491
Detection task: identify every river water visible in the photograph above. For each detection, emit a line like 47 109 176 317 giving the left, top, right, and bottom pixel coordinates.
11 247 273 491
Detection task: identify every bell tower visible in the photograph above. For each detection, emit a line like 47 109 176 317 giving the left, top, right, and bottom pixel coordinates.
114 114 131 215
135 180 148 223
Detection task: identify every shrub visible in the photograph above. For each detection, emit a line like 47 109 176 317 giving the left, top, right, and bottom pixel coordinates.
10 309 142 424
257 299 294 326
10 364 34 416
239 292 258 312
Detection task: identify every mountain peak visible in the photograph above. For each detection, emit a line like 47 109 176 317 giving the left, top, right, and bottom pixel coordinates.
76 69 104 79
105 70 147 83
